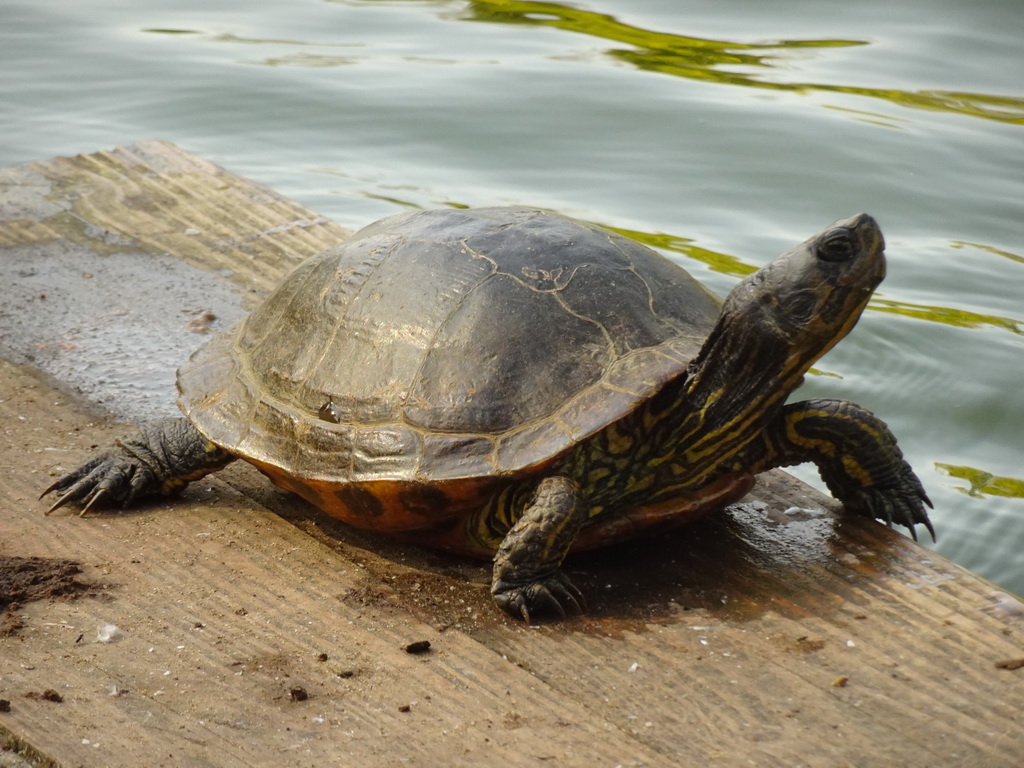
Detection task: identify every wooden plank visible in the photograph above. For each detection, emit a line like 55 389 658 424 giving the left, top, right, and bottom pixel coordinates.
1 142 1022 767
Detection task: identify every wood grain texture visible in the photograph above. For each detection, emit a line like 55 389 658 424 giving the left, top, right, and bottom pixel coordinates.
1 142 1021 767
0 140 349 294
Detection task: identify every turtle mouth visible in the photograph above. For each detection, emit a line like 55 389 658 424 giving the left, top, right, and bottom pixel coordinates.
854 213 885 252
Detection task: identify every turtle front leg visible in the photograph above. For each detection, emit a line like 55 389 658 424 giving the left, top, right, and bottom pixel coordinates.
491 476 588 623
42 417 234 516
740 398 934 539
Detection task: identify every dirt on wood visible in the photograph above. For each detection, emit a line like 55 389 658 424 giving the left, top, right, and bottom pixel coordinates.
0 555 107 636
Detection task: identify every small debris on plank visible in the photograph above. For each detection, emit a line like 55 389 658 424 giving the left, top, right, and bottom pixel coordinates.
96 623 125 643
184 310 218 334
994 658 1024 671
404 640 431 655
831 676 850 688
795 637 826 653
288 687 309 702
981 591 1024 621
24 689 63 703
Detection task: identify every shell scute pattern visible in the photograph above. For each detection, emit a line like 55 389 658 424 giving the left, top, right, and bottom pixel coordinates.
180 208 713 505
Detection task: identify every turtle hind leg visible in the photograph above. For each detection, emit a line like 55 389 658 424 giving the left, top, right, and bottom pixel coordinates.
42 417 234 516
742 398 934 540
491 476 588 623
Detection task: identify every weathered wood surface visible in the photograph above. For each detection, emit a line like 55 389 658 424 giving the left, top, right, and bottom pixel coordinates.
1 142 1022 767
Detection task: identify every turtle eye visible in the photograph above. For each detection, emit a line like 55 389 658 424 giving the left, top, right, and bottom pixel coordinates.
817 230 855 262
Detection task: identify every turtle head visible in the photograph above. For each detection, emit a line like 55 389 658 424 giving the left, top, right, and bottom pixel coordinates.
683 214 886 440
721 213 885 370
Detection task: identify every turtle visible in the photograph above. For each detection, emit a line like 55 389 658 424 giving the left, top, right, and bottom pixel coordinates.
42 206 932 622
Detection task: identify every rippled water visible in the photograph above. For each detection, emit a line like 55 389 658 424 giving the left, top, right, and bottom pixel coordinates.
2 0 1022 594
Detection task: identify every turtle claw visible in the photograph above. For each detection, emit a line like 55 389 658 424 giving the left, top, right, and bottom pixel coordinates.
79 487 111 518
43 488 77 516
844 466 935 542
492 572 587 624
41 448 157 516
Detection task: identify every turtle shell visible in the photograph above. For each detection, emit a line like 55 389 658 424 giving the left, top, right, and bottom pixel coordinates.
177 207 723 531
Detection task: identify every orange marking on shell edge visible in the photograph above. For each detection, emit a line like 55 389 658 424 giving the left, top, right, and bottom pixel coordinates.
249 456 503 542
